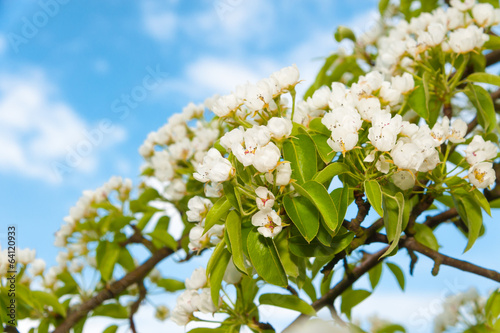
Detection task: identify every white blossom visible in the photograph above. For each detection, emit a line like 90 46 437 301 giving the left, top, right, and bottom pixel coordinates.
392 171 415 190
255 186 275 210
468 162 496 188
185 267 207 290
465 135 497 165
253 143 281 173
186 196 213 222
267 117 293 140
251 208 282 237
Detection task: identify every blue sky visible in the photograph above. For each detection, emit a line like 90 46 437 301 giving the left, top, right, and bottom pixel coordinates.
0 0 499 332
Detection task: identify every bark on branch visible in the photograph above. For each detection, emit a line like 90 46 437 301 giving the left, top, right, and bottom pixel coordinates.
53 246 174 333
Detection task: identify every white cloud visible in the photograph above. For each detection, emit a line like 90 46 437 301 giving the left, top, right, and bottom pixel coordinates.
0 68 126 183
141 1 178 41
153 56 279 101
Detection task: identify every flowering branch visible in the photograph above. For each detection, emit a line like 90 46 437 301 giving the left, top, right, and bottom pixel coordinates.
53 246 175 333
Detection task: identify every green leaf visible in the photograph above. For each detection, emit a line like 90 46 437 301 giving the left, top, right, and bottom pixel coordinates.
247 231 287 287
274 232 300 278
32 291 65 317
207 239 227 274
313 162 350 184
311 134 336 164
308 118 330 136
330 229 355 254
490 197 500 208
259 293 316 316
365 180 383 217
381 192 405 258
148 229 177 250
334 25 356 42
465 83 496 133
96 241 120 281
103 325 119 333
283 195 319 242
379 0 390 14
93 303 128 319
209 248 231 305
484 35 500 49
413 223 439 251
369 263 383 290
282 134 318 184
289 236 337 257
117 248 135 272
294 181 339 233
452 188 483 252
226 211 247 273
156 278 185 292
330 186 350 226
204 197 231 234
485 289 500 326
408 80 428 119
468 72 500 86
386 263 405 291
341 289 371 319
472 188 491 216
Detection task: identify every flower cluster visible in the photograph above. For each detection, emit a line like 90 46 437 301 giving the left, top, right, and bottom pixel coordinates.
466 136 497 188
433 287 484 333
171 267 217 326
206 65 299 118
139 102 220 200
373 1 498 75
186 196 224 251
55 176 133 248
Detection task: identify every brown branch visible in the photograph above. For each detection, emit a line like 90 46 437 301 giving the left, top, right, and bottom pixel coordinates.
401 237 500 282
284 246 389 332
120 225 157 253
129 281 147 333
424 207 458 229
351 190 371 231
53 246 174 333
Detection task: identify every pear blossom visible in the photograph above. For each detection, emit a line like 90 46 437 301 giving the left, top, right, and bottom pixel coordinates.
379 82 401 106
450 0 475 11
165 179 187 201
270 64 300 91
391 73 415 94
266 162 292 186
392 171 415 190
472 3 500 26
29 258 46 276
309 86 331 109
186 196 213 222
391 140 424 170
468 162 496 188
251 208 282 237
356 97 383 122
448 26 489 54
327 128 359 154
220 128 244 151
253 143 281 173
193 148 234 183
255 186 275 210
449 118 467 143
465 135 497 165
18 248 36 265
204 182 223 198
431 117 450 145
368 113 402 151
185 267 207 290
197 288 218 313
376 155 391 174
267 117 293 140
